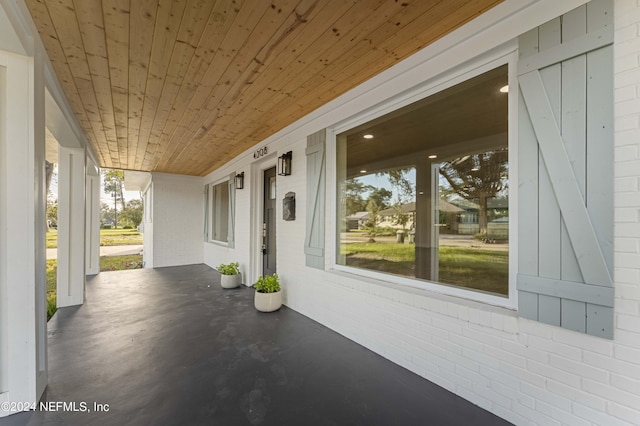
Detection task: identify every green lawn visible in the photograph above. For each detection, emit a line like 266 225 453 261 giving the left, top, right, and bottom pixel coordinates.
100 255 144 271
46 231 58 248
46 228 143 248
45 255 143 321
341 242 508 295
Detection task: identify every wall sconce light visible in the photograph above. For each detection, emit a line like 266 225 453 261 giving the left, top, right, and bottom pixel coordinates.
235 172 244 189
277 151 292 176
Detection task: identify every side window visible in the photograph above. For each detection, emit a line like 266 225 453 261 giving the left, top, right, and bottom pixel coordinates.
210 181 229 243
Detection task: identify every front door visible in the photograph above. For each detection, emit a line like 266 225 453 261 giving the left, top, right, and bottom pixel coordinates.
262 167 277 276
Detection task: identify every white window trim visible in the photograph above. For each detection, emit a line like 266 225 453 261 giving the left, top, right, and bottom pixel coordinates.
206 177 230 247
326 43 518 309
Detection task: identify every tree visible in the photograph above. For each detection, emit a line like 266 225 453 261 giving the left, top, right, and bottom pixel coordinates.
379 168 414 232
392 204 410 231
46 195 58 229
345 179 372 215
103 169 125 228
364 198 383 240
103 169 125 209
100 202 115 227
367 187 392 210
45 162 56 231
120 199 143 228
439 149 508 235
377 168 414 202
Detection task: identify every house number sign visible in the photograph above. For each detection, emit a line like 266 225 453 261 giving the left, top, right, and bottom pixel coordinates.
253 146 268 159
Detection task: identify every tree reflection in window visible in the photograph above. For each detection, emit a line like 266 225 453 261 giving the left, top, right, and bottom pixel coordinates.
439 149 508 238
336 64 509 297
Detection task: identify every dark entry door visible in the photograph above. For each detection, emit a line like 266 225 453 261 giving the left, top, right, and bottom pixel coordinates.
262 167 277 276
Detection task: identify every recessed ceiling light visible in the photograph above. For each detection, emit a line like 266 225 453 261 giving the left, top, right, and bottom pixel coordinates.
360 169 367 173
428 154 437 159
499 85 509 93
363 134 374 139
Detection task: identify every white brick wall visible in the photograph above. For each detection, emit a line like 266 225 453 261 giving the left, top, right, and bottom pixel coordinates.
150 173 204 268
202 1 640 424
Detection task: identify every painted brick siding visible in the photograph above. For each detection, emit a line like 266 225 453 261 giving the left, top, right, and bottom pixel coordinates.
288 3 640 424
202 1 640 425
151 173 204 268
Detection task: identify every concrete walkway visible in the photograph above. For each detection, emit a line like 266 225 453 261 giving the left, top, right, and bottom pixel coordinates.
46 244 143 260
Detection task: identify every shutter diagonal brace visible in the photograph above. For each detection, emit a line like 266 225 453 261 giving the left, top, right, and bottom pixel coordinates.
305 146 325 256
519 71 612 287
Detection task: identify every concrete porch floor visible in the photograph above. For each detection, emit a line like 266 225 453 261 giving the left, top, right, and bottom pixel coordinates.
2 264 511 425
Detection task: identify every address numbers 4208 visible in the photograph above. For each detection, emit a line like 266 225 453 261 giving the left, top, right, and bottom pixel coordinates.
254 147 268 159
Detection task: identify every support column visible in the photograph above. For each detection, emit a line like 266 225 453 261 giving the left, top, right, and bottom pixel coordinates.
85 161 100 275
414 158 438 281
0 50 47 414
57 146 86 307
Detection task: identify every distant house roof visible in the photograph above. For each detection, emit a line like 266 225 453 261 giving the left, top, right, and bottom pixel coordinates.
378 200 465 217
346 211 370 221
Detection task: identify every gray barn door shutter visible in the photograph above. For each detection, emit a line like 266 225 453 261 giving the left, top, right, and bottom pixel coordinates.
203 184 209 242
305 129 326 269
227 173 236 248
517 0 614 338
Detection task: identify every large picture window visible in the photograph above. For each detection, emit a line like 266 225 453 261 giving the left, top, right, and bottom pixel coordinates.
210 180 229 243
336 65 509 297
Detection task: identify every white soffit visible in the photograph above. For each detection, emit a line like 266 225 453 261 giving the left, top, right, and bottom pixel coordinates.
124 171 151 192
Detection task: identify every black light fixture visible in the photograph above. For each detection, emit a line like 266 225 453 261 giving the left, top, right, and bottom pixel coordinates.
277 151 292 176
235 172 244 189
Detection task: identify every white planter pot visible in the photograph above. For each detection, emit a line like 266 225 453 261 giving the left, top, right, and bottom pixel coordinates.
254 290 282 312
220 274 240 289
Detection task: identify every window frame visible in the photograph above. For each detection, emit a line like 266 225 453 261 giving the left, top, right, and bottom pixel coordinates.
327 48 518 309
207 178 231 245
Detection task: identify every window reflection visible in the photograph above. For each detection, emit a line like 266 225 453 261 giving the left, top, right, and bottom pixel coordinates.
337 65 509 296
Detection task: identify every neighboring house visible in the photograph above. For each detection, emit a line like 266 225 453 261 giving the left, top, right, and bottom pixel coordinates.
370 199 508 239
372 200 465 232
345 211 369 231
2 1 640 425
454 198 510 236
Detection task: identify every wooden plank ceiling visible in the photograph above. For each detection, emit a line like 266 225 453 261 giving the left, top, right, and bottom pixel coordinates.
26 0 503 176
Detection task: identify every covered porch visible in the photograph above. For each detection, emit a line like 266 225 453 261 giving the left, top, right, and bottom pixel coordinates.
2 265 508 425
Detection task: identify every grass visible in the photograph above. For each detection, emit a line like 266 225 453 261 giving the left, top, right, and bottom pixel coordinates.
100 255 144 271
341 242 508 295
46 231 58 248
46 228 143 248
45 255 143 321
46 259 57 321
98 229 143 246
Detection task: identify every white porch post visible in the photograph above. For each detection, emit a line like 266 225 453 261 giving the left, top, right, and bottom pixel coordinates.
85 161 100 275
57 146 86 307
0 50 48 414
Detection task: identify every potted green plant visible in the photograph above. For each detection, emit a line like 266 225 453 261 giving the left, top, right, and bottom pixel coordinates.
253 273 282 312
217 262 241 289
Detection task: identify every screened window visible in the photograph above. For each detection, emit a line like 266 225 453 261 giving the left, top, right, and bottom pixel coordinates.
336 65 509 296
210 180 229 243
